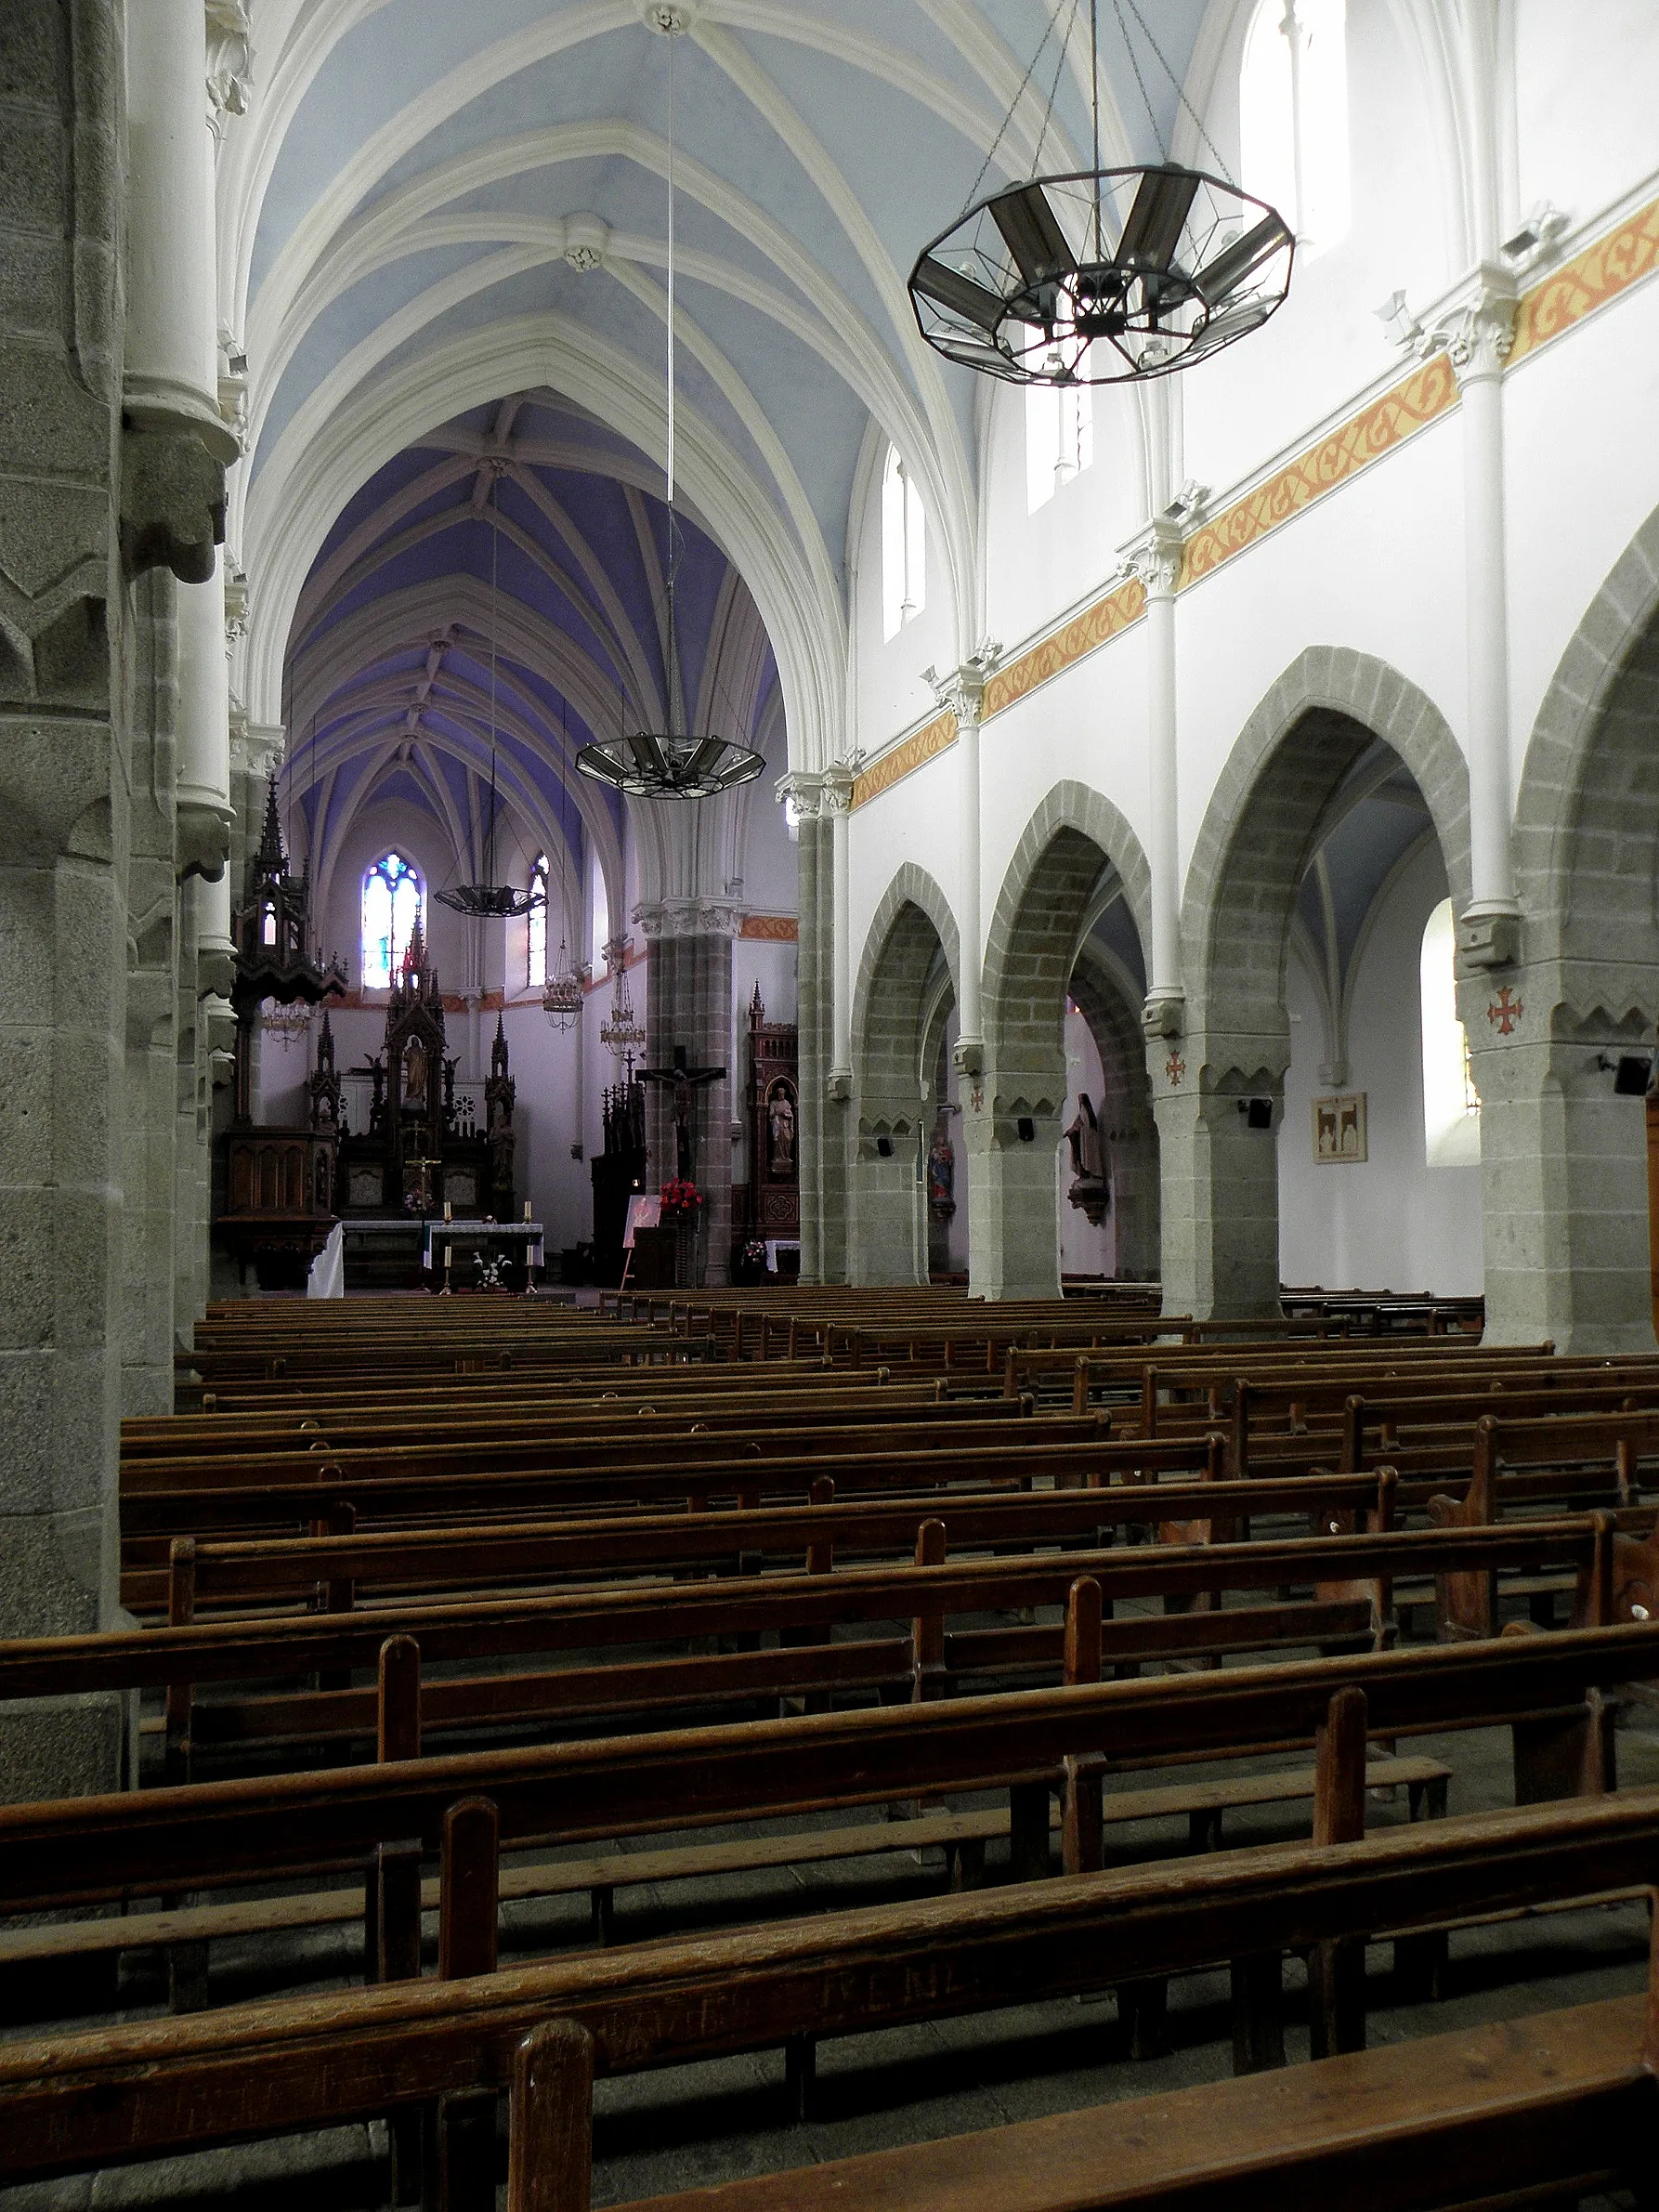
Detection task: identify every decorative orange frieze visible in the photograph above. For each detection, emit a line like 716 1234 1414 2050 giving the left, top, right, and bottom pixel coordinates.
1510 194 1659 363
739 913 799 941
982 577 1145 718
851 711 956 809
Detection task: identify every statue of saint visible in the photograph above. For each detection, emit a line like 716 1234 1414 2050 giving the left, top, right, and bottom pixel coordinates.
402 1037 428 1109
767 1084 796 1175
1065 1093 1109 1226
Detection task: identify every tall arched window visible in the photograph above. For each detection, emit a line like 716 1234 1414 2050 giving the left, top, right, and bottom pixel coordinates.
360 851 422 989
881 446 926 641
1420 898 1481 1166
1025 379 1093 513
527 853 549 987
1240 0 1350 255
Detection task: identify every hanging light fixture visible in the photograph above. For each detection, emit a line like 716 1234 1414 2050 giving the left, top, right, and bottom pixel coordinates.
436 469 547 917
575 12 764 800
542 738 586 1029
908 0 1293 386
599 946 647 1062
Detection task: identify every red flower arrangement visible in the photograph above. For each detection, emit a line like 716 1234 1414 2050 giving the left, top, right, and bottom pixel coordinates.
660 1177 704 1221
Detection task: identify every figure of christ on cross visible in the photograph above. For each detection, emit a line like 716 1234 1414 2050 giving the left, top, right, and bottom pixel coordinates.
635 1044 725 1182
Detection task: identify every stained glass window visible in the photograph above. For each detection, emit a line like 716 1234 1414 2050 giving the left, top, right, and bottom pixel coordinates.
528 854 549 986
361 852 422 988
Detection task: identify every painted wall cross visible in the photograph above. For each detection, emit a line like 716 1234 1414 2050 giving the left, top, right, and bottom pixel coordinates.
1486 986 1523 1036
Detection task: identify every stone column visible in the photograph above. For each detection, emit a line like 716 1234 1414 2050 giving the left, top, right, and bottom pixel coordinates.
1152 1045 1287 1320
123 571 182 1414
636 898 740 1288
1446 276 1523 971
1469 967 1659 1353
120 0 236 589
825 766 855 1089
1130 518 1185 1019
0 0 131 1795
783 775 832 1281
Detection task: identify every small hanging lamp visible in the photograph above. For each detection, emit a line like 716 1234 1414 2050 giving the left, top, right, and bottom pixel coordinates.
576 14 764 800
599 948 647 1062
541 746 586 1030
436 471 547 917
908 0 1293 386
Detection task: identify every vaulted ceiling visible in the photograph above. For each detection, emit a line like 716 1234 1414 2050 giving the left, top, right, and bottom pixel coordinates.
282 388 781 918
229 0 1213 766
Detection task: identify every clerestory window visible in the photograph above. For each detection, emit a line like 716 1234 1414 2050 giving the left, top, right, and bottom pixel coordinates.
881 446 926 641
1240 0 1351 255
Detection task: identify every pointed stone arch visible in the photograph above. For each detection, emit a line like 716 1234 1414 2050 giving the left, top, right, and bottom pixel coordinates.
971 783 1153 1299
1182 647 1471 1041
1486 511 1659 1350
849 864 961 1285
1168 648 1470 1318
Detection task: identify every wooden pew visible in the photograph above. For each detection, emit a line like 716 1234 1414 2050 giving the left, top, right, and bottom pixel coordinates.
113 1427 1153 1554
124 1453 1375 1617
0 1616 1649 1919
57 1504 1562 1779
2 1788 1655 2204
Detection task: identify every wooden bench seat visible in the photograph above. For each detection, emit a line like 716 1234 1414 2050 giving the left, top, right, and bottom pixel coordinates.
624 1991 1650 2212
0 1755 1452 1970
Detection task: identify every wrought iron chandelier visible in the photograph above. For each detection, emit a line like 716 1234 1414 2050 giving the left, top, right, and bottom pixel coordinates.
575 14 764 801
599 954 647 1062
908 0 1293 386
436 473 546 917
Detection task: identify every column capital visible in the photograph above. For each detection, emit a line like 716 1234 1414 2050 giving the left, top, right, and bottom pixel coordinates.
1432 267 1520 386
231 718 284 784
820 762 856 817
633 897 744 940
922 637 1001 726
775 768 825 819
1122 514 1184 599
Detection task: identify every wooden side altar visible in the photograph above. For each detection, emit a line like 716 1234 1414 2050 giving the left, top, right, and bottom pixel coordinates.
732 986 799 1276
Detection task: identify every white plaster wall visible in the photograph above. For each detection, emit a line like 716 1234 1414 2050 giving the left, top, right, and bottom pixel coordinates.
847 742 962 995
1174 410 1468 880
1183 0 1455 504
1277 838 1483 1296
978 622 1155 929
979 379 1144 654
1505 273 1659 779
1512 2 1659 235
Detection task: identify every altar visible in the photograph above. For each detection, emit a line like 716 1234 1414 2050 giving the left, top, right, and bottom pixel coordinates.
334 923 517 1222
422 1219 544 1290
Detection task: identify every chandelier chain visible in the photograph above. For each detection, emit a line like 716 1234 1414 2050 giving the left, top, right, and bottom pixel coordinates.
962 0 1075 215
1117 0 1236 183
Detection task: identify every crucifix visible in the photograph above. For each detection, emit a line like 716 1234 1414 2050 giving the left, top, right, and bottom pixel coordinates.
635 1044 725 1181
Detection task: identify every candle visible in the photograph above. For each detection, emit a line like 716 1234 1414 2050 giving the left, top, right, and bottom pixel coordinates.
444 1200 452 1222
524 1201 532 1222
